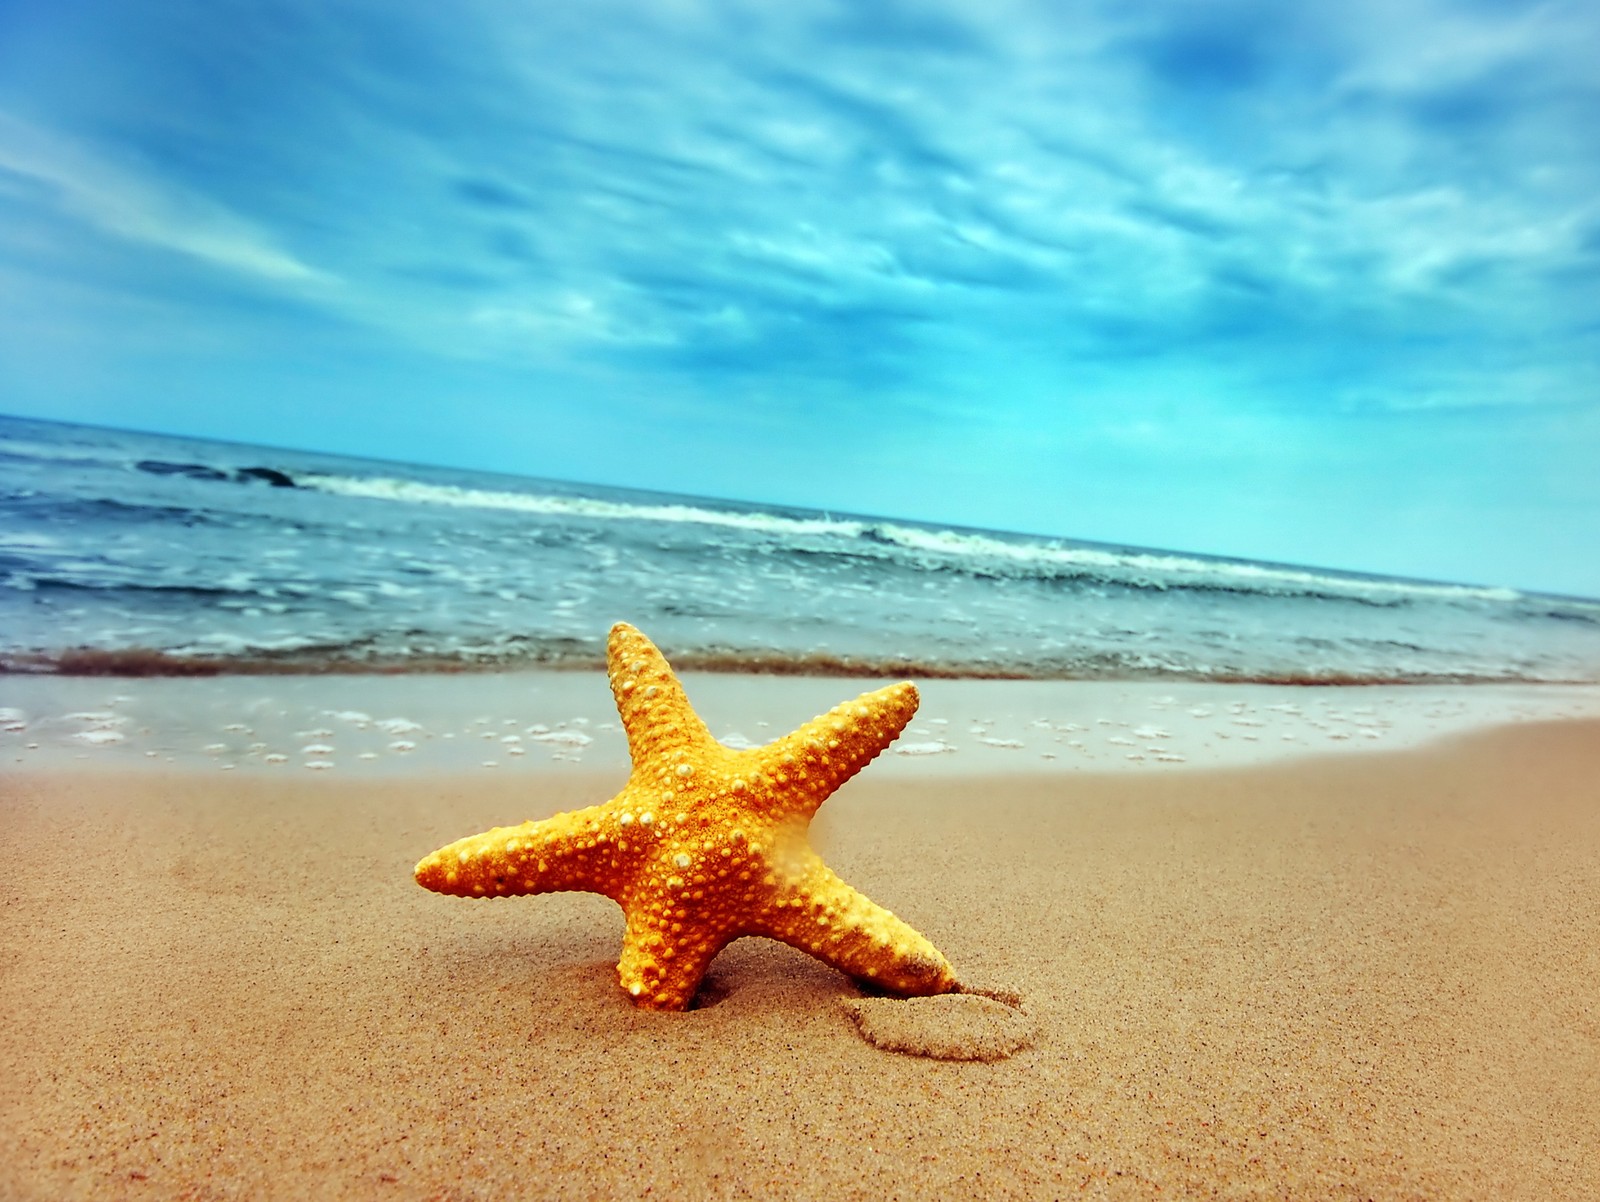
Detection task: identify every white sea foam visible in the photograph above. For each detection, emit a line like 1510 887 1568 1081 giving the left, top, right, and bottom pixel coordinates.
171 633 325 657
297 471 1522 606
527 730 594 748
300 473 856 539
869 523 1523 605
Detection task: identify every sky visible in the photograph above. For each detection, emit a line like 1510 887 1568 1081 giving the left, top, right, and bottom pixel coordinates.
1 0 1598 597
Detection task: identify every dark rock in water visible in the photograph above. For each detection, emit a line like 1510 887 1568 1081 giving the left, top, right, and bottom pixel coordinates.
235 466 296 487
135 459 229 482
133 460 297 487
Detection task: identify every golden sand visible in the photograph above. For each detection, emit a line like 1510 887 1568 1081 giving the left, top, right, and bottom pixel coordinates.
2 706 1598 1199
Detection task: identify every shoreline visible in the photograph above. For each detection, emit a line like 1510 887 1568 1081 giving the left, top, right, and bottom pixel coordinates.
5 670 1599 780
3 700 1600 1198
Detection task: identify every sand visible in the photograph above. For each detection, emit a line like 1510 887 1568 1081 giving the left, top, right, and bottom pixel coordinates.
3 683 1599 1200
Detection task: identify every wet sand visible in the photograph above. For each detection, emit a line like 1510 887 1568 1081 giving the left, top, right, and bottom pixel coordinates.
2 690 1599 1199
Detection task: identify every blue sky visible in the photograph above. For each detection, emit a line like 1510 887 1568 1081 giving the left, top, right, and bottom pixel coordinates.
2 0 1598 596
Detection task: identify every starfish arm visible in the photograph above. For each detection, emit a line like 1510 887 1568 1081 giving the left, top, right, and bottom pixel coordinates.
607 623 714 767
614 905 735 1010
749 683 919 821
749 857 957 997
414 804 638 901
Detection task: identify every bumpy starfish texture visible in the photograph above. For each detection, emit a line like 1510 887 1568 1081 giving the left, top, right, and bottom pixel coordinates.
415 622 958 1010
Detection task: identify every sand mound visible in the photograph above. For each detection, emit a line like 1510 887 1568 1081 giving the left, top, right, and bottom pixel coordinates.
841 983 1035 1061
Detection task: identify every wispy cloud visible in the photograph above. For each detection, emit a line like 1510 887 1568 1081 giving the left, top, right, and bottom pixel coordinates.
0 112 333 286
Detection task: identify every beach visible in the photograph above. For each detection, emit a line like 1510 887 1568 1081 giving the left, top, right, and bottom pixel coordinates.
7 1 1600 1195
3 675 1598 1200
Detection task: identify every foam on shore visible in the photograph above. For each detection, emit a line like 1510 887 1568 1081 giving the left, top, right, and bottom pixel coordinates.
4 672 1599 778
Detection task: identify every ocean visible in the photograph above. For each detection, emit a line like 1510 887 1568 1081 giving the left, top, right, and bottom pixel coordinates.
3 413 1598 685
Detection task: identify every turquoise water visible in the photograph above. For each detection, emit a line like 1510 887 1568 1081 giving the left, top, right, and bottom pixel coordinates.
3 414 1598 683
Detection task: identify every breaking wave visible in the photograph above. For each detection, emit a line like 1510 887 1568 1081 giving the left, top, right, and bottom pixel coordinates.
299 471 1526 608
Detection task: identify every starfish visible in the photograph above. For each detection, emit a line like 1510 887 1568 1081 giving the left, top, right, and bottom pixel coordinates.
415 622 959 1010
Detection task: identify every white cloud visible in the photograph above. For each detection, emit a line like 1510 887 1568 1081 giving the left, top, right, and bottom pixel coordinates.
0 111 333 286
1333 0 1589 97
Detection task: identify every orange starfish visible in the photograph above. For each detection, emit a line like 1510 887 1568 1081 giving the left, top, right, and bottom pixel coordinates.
415 622 959 1010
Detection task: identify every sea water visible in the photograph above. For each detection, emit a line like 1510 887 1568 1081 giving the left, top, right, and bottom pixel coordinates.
3 413 1598 684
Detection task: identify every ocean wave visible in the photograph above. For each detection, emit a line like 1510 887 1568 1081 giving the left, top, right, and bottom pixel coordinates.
15 574 269 598
857 523 1524 606
5 638 1588 685
10 417 1593 687
2 429 303 485
1516 597 1600 625
298 470 1524 608
5 413 1534 611
298 472 862 538
13 494 244 527
0 434 133 469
